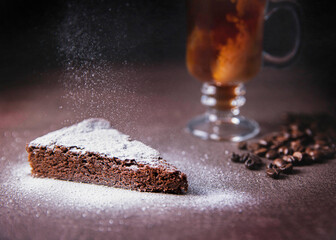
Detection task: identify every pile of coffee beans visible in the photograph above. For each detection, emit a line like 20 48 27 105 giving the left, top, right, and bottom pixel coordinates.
231 113 336 179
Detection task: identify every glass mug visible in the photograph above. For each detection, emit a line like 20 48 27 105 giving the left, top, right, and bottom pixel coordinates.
186 0 301 141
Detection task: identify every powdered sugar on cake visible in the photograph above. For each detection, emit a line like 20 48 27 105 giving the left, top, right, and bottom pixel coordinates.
28 119 170 168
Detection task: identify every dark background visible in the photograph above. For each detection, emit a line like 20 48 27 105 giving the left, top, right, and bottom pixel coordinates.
0 0 335 92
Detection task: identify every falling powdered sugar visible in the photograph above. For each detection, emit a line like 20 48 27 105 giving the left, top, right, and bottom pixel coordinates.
56 2 148 122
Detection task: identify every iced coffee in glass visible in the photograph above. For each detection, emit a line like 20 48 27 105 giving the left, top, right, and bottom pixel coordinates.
186 0 301 141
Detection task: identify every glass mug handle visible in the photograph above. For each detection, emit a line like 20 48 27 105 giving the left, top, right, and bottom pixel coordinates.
263 0 301 67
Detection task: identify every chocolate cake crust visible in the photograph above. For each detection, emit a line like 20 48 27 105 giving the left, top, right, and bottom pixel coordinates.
26 119 188 194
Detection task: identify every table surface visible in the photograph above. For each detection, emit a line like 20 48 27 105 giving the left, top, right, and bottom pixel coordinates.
1 63 335 240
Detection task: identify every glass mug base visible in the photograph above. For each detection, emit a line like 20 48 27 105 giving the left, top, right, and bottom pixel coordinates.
187 110 260 142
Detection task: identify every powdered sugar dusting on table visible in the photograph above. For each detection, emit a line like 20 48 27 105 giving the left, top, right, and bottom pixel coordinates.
7 162 252 212
29 118 164 167
7 118 254 213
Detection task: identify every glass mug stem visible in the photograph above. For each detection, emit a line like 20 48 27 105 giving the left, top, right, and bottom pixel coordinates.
201 83 246 114
187 83 259 142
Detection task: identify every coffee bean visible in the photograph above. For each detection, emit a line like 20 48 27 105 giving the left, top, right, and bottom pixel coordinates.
289 123 300 132
270 142 283 150
293 151 303 162
293 152 312 165
245 159 254 170
321 146 335 159
249 154 262 164
237 141 247 150
275 135 289 144
313 144 322 150
297 145 305 152
244 159 258 170
265 149 278 160
247 142 260 152
266 168 281 179
291 130 305 139
308 149 324 162
230 152 241 163
313 139 329 150
258 139 269 147
284 147 294 155
280 163 293 174
315 139 328 146
241 153 250 163
283 132 291 139
305 128 313 137
278 146 290 155
305 147 314 154
264 134 276 143
244 154 262 170
273 158 286 168
290 140 300 149
267 163 276 169
290 140 305 152
283 155 297 164
254 148 268 157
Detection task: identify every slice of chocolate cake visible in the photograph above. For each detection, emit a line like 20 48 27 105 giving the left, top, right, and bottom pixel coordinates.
26 119 188 194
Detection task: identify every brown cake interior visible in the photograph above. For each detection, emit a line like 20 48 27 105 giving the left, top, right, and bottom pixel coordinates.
27 145 188 194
